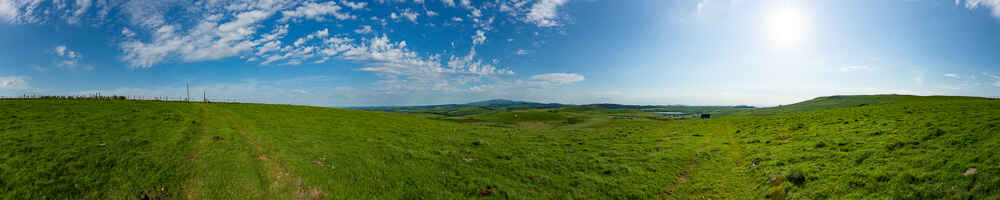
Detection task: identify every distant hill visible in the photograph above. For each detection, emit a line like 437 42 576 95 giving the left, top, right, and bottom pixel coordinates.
353 99 570 116
354 99 759 117
463 99 535 107
735 94 992 115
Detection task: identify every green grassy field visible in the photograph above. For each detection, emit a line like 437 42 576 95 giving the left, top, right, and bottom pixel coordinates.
1 95 997 199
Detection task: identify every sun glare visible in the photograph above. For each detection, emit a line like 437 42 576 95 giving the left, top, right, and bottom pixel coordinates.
765 5 809 47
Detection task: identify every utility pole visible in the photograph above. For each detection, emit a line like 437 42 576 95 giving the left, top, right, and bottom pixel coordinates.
203 89 207 102
186 81 190 102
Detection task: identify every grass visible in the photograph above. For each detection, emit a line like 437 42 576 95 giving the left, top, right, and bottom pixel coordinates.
1 95 998 199
0 100 199 199
734 96 1000 199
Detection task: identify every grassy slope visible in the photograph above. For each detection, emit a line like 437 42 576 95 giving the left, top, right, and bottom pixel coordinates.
0 100 708 199
2 95 998 199
736 94 915 116
0 100 200 199
734 96 1000 199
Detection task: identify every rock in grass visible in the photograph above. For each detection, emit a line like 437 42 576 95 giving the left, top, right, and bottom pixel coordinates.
964 168 977 176
478 187 493 197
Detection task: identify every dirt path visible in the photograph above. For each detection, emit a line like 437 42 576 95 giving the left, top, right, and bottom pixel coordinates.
180 104 323 199
220 107 326 199
662 120 755 199
662 126 715 198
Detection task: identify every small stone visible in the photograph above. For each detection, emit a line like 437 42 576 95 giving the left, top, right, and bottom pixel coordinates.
463 158 473 163
964 168 977 176
478 187 493 197
98 143 106 147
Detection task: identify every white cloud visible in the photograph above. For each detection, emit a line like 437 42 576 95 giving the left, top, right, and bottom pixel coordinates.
67 0 92 24
341 0 367 10
293 28 330 47
839 65 870 72
469 8 482 17
0 76 29 90
459 0 473 8
985 72 1000 87
354 25 373 34
121 28 137 37
120 1 291 68
961 0 1000 19
399 8 419 23
2 0 585 100
516 49 531 55
0 0 43 24
530 73 584 85
280 1 355 22
53 45 90 70
3 0 109 24
472 30 486 45
55 45 81 59
0 0 18 22
944 73 961 78
441 0 456 7
526 0 569 27
985 72 1000 79
253 32 513 92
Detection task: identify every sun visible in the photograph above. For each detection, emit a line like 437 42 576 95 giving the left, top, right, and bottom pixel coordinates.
765 5 809 47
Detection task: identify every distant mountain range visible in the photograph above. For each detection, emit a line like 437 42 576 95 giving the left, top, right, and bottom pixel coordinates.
352 99 569 114
351 99 756 116
349 95 967 117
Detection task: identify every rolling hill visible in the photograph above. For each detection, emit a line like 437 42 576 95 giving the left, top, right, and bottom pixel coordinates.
1 95 997 199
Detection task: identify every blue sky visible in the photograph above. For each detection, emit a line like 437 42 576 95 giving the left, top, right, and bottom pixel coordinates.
1 0 1000 107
